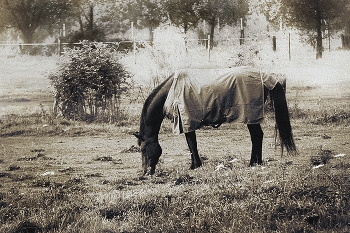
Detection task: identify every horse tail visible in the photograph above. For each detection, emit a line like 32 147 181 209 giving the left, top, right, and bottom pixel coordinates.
270 82 297 154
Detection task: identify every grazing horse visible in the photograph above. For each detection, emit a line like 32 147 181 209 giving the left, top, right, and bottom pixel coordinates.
134 67 296 175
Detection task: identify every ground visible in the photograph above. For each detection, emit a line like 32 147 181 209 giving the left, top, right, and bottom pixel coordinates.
0 48 350 232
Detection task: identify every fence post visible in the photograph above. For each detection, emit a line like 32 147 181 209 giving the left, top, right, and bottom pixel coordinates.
288 33 291 61
240 30 244 45
207 35 211 61
131 22 136 64
57 37 61 55
240 18 244 45
63 23 66 37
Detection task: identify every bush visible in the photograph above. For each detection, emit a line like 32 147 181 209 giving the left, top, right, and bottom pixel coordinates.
50 41 131 123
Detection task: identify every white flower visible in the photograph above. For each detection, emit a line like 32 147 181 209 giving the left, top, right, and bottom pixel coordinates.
334 154 346 158
215 164 226 171
313 164 324 169
40 171 55 176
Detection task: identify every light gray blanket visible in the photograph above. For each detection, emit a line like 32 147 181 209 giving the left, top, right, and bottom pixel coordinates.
164 66 279 134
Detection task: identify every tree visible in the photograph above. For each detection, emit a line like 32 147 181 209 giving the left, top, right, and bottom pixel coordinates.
64 0 109 43
0 3 10 34
123 0 167 41
97 1 131 36
340 1 350 48
164 0 201 33
66 0 121 42
343 20 350 49
262 0 348 59
194 0 249 48
0 0 71 43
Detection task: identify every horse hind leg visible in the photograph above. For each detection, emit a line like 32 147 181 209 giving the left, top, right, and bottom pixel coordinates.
247 124 263 166
185 131 202 169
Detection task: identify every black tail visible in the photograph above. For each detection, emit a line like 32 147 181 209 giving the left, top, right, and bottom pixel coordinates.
270 82 297 154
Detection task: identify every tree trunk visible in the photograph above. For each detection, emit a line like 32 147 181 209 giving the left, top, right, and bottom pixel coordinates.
316 20 323 59
149 26 154 42
22 32 34 44
342 20 350 49
18 22 36 44
209 17 216 49
78 15 84 35
315 1 323 59
184 22 188 34
88 4 94 36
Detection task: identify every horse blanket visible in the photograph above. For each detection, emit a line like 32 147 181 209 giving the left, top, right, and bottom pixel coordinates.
164 66 279 134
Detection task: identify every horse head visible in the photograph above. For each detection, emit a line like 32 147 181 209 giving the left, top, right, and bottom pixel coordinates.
134 132 162 175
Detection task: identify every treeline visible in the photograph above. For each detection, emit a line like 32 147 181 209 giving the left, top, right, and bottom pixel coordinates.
0 0 248 46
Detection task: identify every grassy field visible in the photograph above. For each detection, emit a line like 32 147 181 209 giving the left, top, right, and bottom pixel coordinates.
1 44 350 232
0 117 349 232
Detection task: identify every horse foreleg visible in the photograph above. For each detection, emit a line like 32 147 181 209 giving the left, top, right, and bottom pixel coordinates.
185 131 202 169
247 124 263 166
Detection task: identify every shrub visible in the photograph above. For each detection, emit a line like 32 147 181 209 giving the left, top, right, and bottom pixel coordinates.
49 41 131 123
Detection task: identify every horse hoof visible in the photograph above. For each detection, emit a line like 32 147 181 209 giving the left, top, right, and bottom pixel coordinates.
249 162 263 167
190 164 202 170
249 162 258 167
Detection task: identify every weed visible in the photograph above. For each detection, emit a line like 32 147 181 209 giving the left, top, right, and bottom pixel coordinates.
312 109 350 125
121 145 140 153
289 102 309 119
94 156 114 162
174 174 200 185
11 220 43 233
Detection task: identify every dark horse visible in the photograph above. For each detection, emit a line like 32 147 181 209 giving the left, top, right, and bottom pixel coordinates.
134 68 296 175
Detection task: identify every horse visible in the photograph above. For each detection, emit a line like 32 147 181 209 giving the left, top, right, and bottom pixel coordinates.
134 67 296 175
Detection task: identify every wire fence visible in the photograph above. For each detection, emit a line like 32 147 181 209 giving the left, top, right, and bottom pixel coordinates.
0 40 138 56
0 31 263 55
0 32 342 64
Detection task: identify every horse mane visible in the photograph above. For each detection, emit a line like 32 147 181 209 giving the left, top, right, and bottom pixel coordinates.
270 82 297 154
137 75 174 145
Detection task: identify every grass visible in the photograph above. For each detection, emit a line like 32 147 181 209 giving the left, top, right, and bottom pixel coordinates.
1 148 349 232
1 39 350 232
0 136 349 232
2 97 350 138
1 103 350 232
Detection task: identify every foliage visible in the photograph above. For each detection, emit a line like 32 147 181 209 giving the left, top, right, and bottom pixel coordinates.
260 0 349 58
49 41 131 123
65 1 108 43
194 0 249 48
0 0 71 43
164 0 201 33
123 0 167 40
260 0 349 32
68 26 106 43
311 109 350 125
1 0 250 45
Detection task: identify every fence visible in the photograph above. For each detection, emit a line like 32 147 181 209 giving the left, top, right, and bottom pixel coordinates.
0 31 262 56
0 40 136 56
0 32 341 63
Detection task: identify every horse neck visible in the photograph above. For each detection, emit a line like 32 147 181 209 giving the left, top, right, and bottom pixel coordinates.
140 77 173 142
